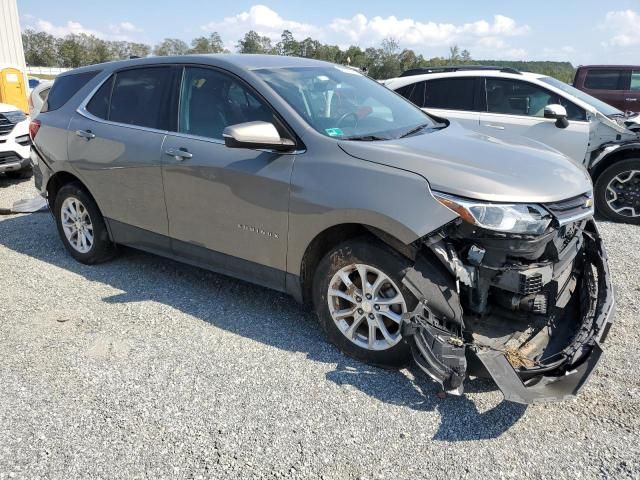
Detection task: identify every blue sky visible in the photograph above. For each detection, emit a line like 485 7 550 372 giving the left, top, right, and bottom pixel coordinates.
17 0 640 64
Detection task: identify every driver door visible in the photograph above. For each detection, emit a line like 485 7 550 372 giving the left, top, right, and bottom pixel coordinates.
161 66 295 289
479 77 590 162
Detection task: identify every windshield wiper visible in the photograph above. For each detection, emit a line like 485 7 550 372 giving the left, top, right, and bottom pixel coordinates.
399 123 432 138
342 134 389 141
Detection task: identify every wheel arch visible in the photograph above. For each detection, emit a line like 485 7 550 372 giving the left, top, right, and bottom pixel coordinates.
294 222 418 305
590 144 640 181
46 170 112 239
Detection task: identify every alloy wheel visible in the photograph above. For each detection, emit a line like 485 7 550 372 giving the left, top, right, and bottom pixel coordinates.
606 170 640 218
60 197 94 253
327 263 407 351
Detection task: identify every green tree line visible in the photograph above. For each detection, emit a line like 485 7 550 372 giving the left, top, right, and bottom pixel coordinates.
22 29 576 82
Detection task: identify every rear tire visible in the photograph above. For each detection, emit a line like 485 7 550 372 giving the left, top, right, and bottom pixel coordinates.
53 182 116 264
312 238 416 367
594 158 640 225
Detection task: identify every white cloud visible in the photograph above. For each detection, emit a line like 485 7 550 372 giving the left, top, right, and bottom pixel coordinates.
23 17 141 41
601 9 640 47
109 22 142 35
201 6 529 57
202 5 320 44
328 13 529 47
29 19 102 38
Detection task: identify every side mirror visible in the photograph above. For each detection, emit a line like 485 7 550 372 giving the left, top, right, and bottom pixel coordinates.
544 104 569 129
223 121 296 152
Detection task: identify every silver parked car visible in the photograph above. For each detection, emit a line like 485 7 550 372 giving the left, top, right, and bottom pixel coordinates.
31 55 614 404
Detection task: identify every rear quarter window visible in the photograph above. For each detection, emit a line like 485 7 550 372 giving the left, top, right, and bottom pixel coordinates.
41 71 100 112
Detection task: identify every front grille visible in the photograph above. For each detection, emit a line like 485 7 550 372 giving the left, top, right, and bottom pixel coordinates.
0 152 21 165
544 193 594 225
0 114 16 136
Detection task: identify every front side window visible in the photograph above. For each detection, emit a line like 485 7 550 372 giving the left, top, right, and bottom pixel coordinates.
108 67 173 130
584 69 626 90
485 78 586 121
178 67 275 140
423 78 476 111
254 66 435 140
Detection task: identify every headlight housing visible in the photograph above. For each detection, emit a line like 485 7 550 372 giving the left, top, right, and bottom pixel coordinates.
433 191 552 235
3 110 27 124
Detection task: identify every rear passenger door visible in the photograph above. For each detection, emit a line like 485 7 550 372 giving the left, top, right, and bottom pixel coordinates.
68 66 176 242
399 77 481 130
479 77 590 162
161 65 295 289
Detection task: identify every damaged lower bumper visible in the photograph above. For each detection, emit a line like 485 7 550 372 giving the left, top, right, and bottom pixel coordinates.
402 220 614 404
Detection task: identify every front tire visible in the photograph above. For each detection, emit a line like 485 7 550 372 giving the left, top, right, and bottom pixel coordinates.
595 158 640 224
312 238 416 367
53 183 116 264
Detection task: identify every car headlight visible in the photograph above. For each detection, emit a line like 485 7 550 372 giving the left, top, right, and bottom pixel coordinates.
433 191 552 235
3 110 27 124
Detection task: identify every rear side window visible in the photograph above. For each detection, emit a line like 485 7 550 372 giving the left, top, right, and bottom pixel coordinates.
584 69 626 90
631 71 640 91
396 82 426 106
423 78 476 110
86 76 114 119
42 71 99 112
108 67 173 130
38 87 50 101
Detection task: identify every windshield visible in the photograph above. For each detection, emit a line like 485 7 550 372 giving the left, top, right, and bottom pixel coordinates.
254 66 436 140
540 76 623 116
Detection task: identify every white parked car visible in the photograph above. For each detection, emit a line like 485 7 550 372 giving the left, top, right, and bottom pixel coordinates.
29 80 53 117
0 102 32 179
385 66 640 223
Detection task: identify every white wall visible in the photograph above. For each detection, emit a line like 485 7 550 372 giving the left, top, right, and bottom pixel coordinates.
0 0 26 70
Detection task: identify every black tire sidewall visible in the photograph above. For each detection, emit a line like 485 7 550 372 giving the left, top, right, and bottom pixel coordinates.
53 183 114 264
595 158 640 225
312 238 416 367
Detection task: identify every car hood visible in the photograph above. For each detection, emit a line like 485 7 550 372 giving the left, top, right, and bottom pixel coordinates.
338 122 592 203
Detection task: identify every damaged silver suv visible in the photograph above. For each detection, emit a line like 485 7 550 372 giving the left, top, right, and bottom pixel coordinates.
31 55 614 404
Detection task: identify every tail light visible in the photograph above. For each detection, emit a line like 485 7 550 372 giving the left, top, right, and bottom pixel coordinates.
28 96 33 110
29 119 41 140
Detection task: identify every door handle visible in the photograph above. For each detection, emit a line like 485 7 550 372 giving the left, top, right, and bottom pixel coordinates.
626 98 638 102
164 147 193 160
483 124 505 130
75 129 95 140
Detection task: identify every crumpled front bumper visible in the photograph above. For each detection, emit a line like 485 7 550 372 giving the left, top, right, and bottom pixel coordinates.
404 221 614 404
478 224 614 404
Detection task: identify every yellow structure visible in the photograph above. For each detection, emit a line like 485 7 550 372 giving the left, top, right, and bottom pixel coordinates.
0 65 29 113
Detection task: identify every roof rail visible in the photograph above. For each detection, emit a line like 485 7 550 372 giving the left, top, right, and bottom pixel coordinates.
399 65 522 77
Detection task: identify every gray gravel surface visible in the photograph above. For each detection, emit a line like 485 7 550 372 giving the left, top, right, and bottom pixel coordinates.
1 176 639 480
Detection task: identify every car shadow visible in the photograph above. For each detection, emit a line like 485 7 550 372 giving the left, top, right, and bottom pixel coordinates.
0 212 527 440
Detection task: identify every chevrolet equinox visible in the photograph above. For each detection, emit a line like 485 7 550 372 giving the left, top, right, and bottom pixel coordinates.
31 55 614 404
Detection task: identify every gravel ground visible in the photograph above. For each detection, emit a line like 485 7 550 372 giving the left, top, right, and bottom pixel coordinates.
1 176 639 480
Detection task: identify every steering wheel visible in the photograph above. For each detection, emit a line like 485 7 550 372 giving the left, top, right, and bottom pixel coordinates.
336 112 359 128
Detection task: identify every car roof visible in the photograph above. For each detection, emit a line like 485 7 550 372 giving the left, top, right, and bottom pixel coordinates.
384 69 544 88
576 64 640 69
56 54 334 78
